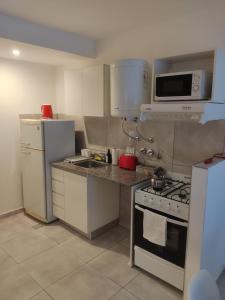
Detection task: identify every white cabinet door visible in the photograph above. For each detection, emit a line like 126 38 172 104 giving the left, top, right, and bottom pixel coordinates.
64 172 88 233
64 69 83 116
21 148 46 221
82 65 109 117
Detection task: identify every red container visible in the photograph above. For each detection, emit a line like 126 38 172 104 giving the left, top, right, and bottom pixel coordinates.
41 104 53 119
119 154 138 171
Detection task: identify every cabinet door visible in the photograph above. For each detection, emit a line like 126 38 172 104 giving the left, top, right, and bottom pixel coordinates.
64 172 88 233
64 69 83 116
82 65 109 117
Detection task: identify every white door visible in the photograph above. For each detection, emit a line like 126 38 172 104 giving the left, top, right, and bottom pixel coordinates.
21 148 46 221
20 120 43 150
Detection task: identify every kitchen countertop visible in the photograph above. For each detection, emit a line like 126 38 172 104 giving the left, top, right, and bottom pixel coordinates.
52 160 150 186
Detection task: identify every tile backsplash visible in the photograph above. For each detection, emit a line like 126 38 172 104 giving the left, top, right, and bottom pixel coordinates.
83 116 225 175
22 113 225 175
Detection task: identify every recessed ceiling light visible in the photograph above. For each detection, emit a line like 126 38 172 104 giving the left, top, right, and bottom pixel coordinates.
12 49 20 56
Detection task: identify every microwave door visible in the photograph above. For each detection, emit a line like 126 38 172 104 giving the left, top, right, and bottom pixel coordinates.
155 74 193 101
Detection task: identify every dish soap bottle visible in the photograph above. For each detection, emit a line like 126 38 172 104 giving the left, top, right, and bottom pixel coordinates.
106 149 112 164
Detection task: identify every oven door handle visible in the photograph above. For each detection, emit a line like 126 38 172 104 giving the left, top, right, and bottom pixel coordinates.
135 205 188 228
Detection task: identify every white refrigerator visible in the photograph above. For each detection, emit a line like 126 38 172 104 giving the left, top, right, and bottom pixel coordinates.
20 119 75 223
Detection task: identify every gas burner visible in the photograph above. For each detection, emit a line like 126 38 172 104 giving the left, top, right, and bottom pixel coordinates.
179 190 187 199
142 177 191 205
153 186 164 191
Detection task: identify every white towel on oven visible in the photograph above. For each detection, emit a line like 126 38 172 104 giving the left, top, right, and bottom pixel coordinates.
143 209 167 246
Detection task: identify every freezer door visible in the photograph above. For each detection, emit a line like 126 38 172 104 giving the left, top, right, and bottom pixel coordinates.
20 120 44 150
21 148 46 221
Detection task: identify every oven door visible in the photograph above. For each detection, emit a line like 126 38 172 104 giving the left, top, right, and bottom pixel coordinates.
134 204 188 268
155 74 193 100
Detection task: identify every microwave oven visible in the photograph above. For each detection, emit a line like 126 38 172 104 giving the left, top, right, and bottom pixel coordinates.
155 70 211 101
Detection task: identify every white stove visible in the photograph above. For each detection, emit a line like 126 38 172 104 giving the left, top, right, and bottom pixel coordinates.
134 172 191 290
135 172 191 221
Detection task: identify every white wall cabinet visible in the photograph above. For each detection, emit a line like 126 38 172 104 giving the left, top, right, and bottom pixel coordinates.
51 167 120 238
63 64 110 117
64 69 83 115
82 64 110 117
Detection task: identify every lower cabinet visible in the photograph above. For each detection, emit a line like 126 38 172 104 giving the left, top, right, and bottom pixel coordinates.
51 167 120 238
64 172 88 234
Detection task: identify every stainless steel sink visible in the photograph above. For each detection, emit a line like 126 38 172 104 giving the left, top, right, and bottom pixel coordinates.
73 160 105 169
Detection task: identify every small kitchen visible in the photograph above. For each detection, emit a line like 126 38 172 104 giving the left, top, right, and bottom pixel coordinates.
1 2 225 300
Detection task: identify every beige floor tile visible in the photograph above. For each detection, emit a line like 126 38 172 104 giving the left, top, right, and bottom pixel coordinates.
0 214 33 244
2 231 57 262
21 245 84 288
101 225 130 243
0 247 17 270
46 265 120 300
17 212 41 227
111 288 138 300
37 222 76 244
30 291 52 300
119 237 130 248
90 232 120 250
125 272 182 300
88 244 139 287
0 264 41 300
60 237 106 263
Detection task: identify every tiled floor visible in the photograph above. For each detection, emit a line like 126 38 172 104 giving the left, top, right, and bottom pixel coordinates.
0 212 223 300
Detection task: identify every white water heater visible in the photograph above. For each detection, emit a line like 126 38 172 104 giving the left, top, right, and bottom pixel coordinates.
110 59 150 118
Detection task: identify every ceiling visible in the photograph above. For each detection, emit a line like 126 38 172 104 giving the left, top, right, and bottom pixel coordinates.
0 38 93 67
0 0 221 66
0 0 218 40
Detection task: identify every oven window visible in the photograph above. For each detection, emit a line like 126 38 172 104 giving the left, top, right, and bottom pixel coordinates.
156 74 192 97
134 206 187 268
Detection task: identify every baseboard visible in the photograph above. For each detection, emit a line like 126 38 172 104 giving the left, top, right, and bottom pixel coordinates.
60 218 119 240
0 207 24 219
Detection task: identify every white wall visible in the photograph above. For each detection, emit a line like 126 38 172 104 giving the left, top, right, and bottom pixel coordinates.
0 58 56 215
97 1 225 64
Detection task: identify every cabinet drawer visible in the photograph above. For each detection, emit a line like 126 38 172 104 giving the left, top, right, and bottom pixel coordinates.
52 168 64 182
52 192 65 208
52 179 64 195
53 204 65 220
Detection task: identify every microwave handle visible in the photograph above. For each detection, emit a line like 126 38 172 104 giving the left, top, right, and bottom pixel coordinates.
135 205 188 228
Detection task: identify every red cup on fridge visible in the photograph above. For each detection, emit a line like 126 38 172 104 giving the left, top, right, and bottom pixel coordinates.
41 104 53 119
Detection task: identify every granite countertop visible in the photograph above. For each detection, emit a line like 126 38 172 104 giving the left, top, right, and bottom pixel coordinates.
52 160 150 186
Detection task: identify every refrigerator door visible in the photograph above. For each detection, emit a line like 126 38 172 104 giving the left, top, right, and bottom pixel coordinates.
20 119 44 150
21 147 47 221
